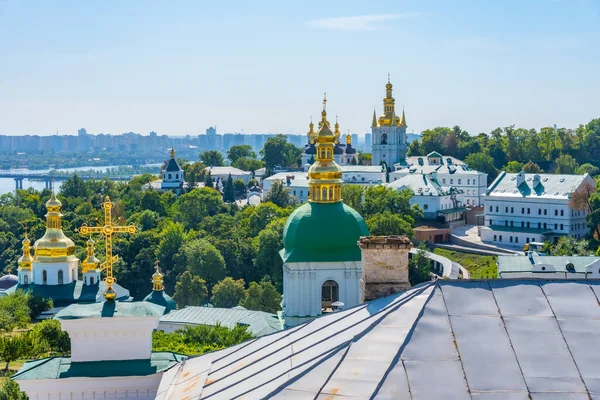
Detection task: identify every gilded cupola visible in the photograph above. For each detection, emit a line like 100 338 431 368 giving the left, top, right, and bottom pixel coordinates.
152 261 164 291
307 117 316 145
33 191 77 262
374 75 406 127
307 93 343 203
81 238 100 273
18 233 33 271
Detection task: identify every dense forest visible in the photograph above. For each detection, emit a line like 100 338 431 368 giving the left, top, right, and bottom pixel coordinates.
408 118 600 184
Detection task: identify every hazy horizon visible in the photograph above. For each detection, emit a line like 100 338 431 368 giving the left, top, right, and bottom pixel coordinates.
1 0 599 137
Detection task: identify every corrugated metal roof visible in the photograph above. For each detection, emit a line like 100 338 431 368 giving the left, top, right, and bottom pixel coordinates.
156 279 600 399
387 173 452 196
486 171 593 199
498 253 600 273
160 306 282 337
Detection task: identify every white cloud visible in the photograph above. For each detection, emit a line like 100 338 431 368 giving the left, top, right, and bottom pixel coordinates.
308 13 420 31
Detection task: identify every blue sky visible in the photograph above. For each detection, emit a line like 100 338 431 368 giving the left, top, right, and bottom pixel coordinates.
0 0 598 137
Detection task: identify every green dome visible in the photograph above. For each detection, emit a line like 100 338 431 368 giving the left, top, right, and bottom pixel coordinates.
143 290 176 314
281 202 369 263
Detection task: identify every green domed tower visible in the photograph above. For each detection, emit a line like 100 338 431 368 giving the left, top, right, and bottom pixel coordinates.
143 262 176 315
281 94 369 327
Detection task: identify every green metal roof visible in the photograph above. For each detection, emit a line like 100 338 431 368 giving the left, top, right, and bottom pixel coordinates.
160 306 282 337
281 202 369 263
486 171 593 199
1 281 130 306
497 254 599 274
144 290 176 315
12 352 185 381
54 301 165 320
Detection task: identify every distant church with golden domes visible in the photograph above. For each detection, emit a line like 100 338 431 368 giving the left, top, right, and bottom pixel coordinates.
371 76 408 167
6 191 131 308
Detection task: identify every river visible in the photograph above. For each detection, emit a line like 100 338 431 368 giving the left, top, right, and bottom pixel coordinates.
0 164 161 195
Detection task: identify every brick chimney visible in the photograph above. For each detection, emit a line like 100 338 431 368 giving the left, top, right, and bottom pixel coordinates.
358 236 412 302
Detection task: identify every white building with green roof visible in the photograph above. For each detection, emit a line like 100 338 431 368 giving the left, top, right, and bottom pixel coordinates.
280 97 370 327
13 301 186 400
391 152 488 206
481 171 595 247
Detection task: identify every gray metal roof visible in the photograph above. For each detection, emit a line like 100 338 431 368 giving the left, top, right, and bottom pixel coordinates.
156 279 600 399
486 171 593 199
388 173 461 197
160 306 282 337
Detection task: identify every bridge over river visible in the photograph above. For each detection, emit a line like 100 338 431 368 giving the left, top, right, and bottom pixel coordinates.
0 171 134 190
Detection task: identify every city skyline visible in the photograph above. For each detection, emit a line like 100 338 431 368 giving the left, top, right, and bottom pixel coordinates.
1 0 599 136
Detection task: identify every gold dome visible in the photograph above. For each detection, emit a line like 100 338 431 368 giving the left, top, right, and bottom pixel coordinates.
18 233 33 270
33 191 77 262
152 261 164 291
82 238 100 273
45 191 62 211
308 93 343 203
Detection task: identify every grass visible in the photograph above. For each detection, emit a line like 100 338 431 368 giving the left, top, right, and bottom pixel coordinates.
433 248 498 279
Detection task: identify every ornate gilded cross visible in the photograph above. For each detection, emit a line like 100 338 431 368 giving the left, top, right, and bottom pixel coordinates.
78 196 136 301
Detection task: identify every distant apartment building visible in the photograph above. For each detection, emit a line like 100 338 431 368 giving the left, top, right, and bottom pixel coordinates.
480 171 595 247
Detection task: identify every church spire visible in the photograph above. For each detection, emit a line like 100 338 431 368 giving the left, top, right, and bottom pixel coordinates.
334 115 341 144
379 76 398 126
170 147 175 159
400 107 407 127
372 108 378 127
308 94 343 203
18 233 32 271
308 116 316 144
81 238 100 273
152 260 164 291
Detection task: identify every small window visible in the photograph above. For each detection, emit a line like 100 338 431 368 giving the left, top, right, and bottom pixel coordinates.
90 276 95 285
42 270 47 284
443 179 446 184
24 275 29 285
175 174 178 179
499 235 503 242
458 179 461 184
510 236 513 243
450 179 454 184
505 221 508 227
555 223 558 229
496 206 499 212
526 238 530 243
522 208 525 214
527 208 530 214
489 206 493 212
555 210 558 216
423 204 429 210
58 269 64 284
560 224 564 230
527 222 530 228
560 210 564 216
505 207 508 213
544 223 547 229
544 209 547 215
494 235 497 241
168 173 172 179
511 207 514 213
538 209 541 215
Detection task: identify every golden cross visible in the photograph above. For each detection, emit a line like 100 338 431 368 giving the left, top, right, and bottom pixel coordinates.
78 195 136 301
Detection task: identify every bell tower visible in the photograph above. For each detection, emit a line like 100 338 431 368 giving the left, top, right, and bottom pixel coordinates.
371 75 408 169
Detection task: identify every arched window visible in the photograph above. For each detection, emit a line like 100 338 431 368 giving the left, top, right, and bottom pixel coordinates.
168 174 172 179
58 269 64 284
24 275 28 285
175 174 178 179
321 280 339 311
321 187 327 200
329 187 333 200
381 133 388 144
90 276 95 285
42 270 47 284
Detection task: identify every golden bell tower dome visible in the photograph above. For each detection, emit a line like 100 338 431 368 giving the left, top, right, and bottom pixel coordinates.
18 234 33 271
33 191 77 262
308 93 343 203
